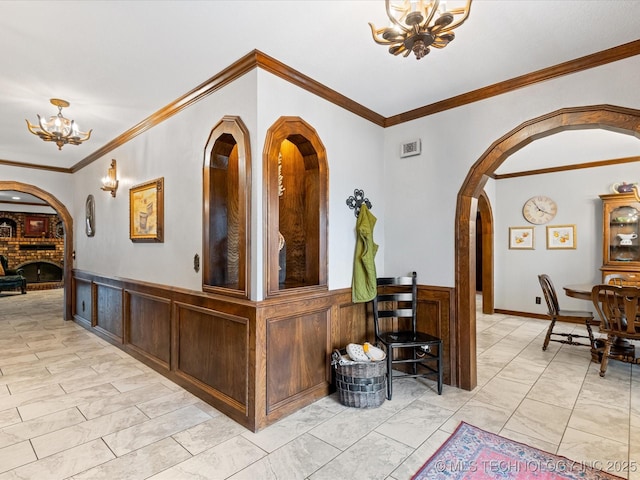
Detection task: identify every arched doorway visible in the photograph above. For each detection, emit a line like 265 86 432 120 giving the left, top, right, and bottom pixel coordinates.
477 191 494 315
0 181 73 320
455 105 640 390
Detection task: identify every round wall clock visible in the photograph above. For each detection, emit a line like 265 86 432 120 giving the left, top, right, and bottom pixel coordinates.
522 195 557 225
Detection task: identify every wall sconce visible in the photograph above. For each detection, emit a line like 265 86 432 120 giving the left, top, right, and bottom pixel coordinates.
101 159 119 197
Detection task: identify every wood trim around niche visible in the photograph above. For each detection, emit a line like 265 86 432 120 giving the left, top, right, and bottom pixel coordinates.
202 115 252 299
262 116 328 298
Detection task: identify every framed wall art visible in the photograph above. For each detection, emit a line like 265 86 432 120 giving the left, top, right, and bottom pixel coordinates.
546 224 576 249
509 226 534 249
129 177 164 242
24 216 48 237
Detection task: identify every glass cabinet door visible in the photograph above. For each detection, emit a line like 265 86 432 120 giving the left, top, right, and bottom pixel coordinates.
602 193 640 267
608 204 640 263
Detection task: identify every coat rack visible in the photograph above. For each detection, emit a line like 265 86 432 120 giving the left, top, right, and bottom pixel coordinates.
346 189 372 217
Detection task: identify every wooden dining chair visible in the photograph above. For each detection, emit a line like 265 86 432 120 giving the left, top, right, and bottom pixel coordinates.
591 284 640 376
538 274 595 351
371 272 442 399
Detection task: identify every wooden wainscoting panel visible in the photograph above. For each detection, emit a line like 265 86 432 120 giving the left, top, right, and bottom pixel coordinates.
125 290 171 370
266 307 331 412
94 282 123 343
417 286 454 385
174 302 249 413
72 276 92 328
70 270 453 432
334 300 370 349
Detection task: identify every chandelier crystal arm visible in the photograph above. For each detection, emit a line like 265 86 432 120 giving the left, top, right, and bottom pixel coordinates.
368 23 397 45
420 0 440 30
70 127 92 143
431 37 453 49
25 119 41 137
438 0 472 33
385 0 411 34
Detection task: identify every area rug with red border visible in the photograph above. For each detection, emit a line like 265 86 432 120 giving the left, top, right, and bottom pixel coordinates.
412 422 625 480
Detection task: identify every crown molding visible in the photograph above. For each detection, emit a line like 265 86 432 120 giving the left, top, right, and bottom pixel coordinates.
0 159 71 174
384 39 640 127
4 39 640 174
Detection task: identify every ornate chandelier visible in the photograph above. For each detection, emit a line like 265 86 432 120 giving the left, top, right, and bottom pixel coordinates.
369 0 472 60
26 98 92 150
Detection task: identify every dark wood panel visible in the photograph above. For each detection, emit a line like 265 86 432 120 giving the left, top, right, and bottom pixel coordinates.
176 303 249 408
71 270 453 431
95 282 123 342
72 277 92 327
266 308 330 411
203 116 251 298
125 290 171 368
417 286 453 385
335 302 370 349
279 140 307 284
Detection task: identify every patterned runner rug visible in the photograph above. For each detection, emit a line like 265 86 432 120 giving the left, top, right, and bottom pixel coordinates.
412 422 626 479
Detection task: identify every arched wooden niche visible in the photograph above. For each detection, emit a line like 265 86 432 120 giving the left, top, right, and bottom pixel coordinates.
203 116 251 298
264 117 328 296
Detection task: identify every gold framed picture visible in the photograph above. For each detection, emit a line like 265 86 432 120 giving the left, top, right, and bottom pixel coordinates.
546 224 576 249
129 177 164 242
509 226 534 249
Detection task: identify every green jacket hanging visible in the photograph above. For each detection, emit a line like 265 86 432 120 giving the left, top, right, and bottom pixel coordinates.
352 204 378 303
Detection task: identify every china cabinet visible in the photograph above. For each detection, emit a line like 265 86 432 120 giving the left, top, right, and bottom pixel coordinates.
600 192 640 279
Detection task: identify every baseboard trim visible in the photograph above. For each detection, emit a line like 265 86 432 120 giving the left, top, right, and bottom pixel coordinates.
493 309 599 326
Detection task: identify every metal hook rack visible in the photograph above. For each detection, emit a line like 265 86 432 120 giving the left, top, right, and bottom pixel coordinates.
346 189 372 217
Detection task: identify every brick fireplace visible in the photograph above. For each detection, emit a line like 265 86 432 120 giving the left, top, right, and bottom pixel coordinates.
0 211 64 290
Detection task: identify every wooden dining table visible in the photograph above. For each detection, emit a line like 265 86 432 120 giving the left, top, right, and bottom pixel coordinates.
563 284 595 301
563 282 636 359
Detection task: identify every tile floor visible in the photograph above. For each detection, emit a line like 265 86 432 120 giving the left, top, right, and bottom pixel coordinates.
0 289 639 479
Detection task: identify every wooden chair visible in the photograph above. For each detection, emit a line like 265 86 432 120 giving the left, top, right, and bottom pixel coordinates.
538 274 595 351
372 272 442 399
591 284 640 377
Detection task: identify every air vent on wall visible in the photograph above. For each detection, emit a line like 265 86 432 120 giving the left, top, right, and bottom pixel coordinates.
400 139 421 158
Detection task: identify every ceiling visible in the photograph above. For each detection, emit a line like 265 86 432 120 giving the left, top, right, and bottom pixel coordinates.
1 0 640 173
0 191 47 206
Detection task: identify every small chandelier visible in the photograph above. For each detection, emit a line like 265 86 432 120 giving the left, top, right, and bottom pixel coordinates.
26 98 92 150
369 0 472 60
